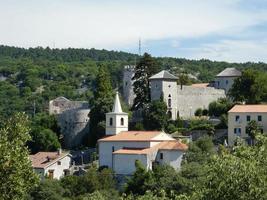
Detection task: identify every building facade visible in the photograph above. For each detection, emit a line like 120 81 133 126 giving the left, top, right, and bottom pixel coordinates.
30 151 72 180
228 105 267 145
214 68 241 95
98 92 188 175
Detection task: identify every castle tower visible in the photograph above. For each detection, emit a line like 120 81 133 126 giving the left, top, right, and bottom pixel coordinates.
105 92 128 135
149 70 179 120
123 65 135 106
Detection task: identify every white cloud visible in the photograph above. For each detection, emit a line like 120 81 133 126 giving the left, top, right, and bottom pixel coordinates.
0 0 267 51
187 39 267 63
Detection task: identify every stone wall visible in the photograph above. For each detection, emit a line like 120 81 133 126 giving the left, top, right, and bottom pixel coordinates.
49 97 90 149
176 86 226 119
122 66 135 106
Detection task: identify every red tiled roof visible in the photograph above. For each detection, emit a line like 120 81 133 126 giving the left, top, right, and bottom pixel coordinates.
228 105 267 113
98 131 163 142
113 140 188 155
191 83 209 88
30 152 69 169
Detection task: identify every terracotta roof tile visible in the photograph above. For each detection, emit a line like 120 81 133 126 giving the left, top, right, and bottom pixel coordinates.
228 105 267 113
191 83 209 88
113 140 188 155
30 152 69 169
98 131 163 142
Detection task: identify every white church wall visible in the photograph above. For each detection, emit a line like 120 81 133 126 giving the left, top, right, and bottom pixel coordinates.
98 141 151 168
156 150 184 170
113 154 147 175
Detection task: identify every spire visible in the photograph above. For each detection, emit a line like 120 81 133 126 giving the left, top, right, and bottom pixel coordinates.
112 92 123 113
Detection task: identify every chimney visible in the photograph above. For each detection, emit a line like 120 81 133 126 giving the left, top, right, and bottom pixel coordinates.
57 148 62 155
46 156 50 162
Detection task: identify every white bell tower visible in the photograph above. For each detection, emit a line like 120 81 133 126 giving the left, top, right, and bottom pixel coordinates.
105 92 128 135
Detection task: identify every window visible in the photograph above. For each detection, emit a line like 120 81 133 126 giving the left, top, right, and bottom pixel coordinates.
258 115 262 122
109 118 113 126
235 115 240 122
261 129 264 134
168 85 171 88
247 115 251 122
234 128 241 136
125 81 128 86
155 84 158 88
120 118 124 126
57 161 61 165
48 170 54 179
168 98 171 107
218 81 220 87
160 153 163 159
112 146 115 152
167 111 172 119
226 80 228 85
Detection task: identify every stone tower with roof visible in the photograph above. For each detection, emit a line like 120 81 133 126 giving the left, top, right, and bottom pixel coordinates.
149 70 179 120
106 92 129 135
214 67 241 95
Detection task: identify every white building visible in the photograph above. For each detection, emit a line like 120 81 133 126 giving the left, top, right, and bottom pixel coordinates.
228 105 267 145
30 151 72 180
98 92 188 175
214 68 241 94
149 70 225 119
49 97 90 148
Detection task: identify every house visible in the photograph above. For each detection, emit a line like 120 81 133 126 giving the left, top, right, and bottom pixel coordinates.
30 150 72 179
98 92 188 175
228 105 267 145
214 68 241 94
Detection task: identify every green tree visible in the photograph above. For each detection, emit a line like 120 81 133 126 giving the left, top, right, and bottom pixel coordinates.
229 69 262 103
208 98 233 117
29 179 65 200
29 127 61 153
246 120 261 145
125 160 155 195
194 108 203 117
0 113 38 200
143 98 168 130
88 65 114 147
177 72 191 89
132 53 159 110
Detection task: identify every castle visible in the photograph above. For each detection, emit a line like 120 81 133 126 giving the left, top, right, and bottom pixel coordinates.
123 67 241 119
49 97 90 148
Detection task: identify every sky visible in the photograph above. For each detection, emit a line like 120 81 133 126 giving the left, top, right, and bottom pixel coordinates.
1 0 267 63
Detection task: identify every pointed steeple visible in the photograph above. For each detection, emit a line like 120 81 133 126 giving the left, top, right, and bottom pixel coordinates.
112 91 123 113
105 91 128 135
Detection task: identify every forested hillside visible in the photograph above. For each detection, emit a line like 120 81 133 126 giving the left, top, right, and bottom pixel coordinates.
1 45 267 119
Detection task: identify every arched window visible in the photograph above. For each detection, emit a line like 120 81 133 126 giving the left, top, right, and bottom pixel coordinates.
168 94 171 107
167 111 172 119
109 118 113 126
120 118 124 126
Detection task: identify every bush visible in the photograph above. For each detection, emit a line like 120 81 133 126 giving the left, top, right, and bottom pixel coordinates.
194 108 203 117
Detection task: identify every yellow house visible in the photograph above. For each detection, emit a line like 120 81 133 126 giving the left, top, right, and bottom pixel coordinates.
228 105 267 145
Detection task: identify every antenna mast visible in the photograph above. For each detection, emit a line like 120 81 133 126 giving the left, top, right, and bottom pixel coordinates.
138 37 142 56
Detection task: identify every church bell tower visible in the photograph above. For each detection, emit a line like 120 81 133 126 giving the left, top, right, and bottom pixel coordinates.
105 92 128 135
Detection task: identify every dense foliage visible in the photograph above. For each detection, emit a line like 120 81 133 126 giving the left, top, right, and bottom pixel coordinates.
0 113 38 200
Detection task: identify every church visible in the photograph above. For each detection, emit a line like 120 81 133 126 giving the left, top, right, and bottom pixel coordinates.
98 92 188 175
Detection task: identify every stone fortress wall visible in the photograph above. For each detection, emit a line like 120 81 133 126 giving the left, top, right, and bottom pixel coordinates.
49 97 90 148
176 86 225 118
123 66 228 119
